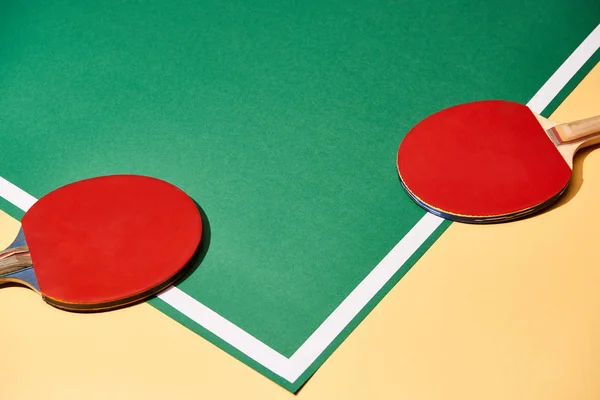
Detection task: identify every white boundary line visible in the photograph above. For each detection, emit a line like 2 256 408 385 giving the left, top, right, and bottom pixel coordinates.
527 23 600 113
1 22 598 385
160 212 443 382
0 177 37 211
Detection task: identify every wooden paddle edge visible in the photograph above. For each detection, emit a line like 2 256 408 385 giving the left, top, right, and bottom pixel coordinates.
40 260 193 312
397 176 569 224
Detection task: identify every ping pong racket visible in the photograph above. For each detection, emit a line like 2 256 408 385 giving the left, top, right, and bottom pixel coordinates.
397 100 600 223
0 174 202 311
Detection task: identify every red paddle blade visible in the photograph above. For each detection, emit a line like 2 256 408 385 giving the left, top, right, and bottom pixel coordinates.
397 100 572 223
21 175 202 310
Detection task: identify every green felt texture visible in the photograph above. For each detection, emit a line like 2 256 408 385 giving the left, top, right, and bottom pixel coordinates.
1 0 599 392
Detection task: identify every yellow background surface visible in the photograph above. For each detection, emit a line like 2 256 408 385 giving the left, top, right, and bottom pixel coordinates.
1 63 600 399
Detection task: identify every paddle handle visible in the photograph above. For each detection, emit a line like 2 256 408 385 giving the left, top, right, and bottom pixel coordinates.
0 246 32 276
552 115 600 145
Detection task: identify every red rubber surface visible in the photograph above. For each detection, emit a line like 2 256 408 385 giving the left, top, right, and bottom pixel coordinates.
397 100 572 218
21 175 202 305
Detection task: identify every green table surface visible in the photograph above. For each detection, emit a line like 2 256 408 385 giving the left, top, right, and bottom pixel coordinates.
1 0 599 391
